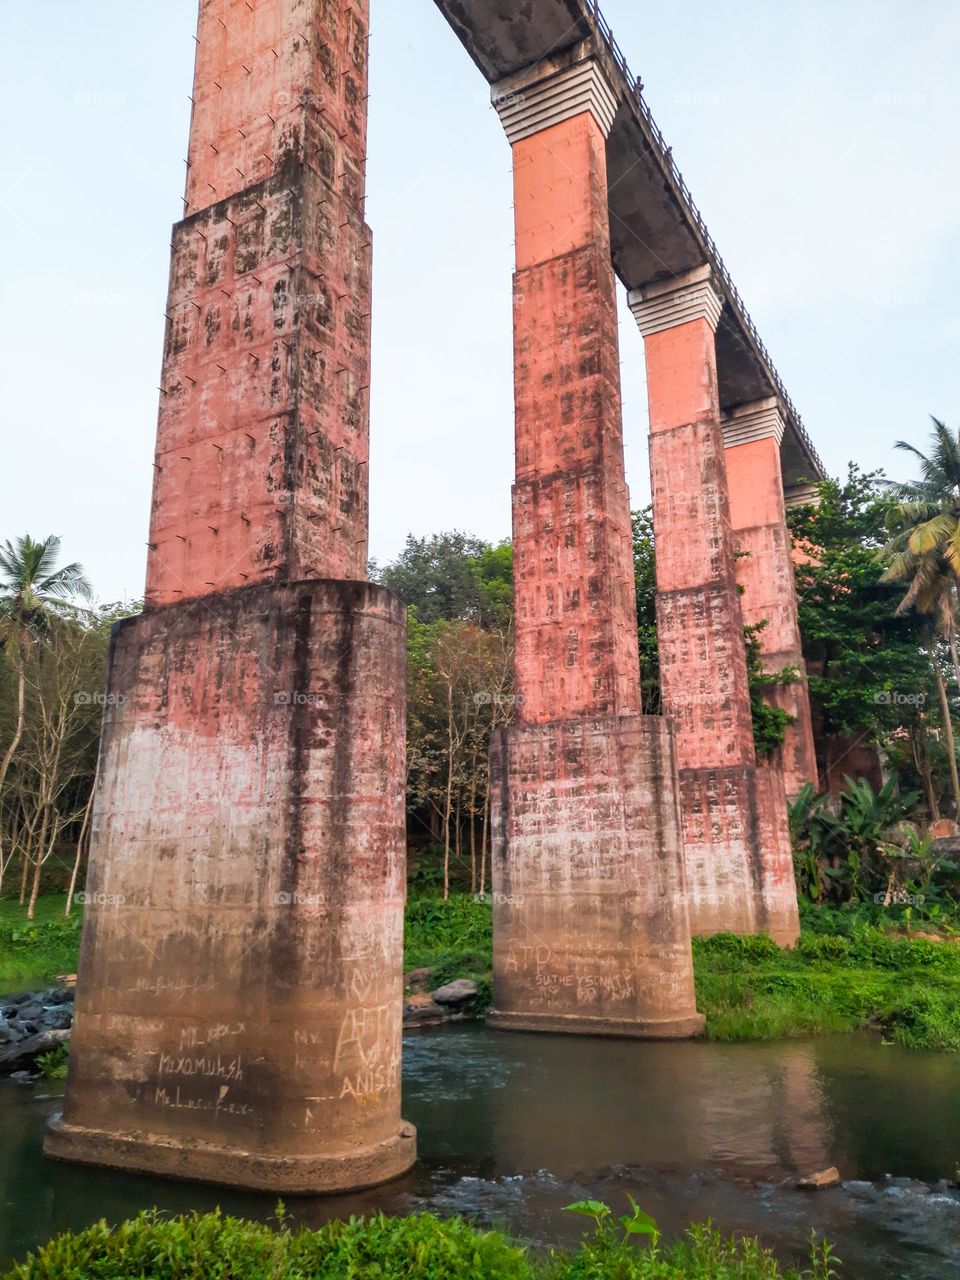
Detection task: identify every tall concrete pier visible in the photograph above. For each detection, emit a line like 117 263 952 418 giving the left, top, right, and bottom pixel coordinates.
723 400 819 799
629 271 800 945
46 0 416 1192
486 46 703 1039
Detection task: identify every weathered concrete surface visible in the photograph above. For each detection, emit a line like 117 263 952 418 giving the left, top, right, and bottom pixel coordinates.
631 275 799 945
725 421 819 799
46 581 415 1191
50 0 414 1192
488 716 703 1037
490 59 701 1036
147 0 372 605
510 104 641 725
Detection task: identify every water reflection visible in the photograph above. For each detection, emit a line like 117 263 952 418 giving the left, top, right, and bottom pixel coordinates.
1 1026 959 1280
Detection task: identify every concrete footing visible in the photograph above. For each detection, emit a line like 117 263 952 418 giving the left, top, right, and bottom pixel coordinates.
679 763 800 946
488 715 704 1038
45 1118 416 1194
45 579 416 1192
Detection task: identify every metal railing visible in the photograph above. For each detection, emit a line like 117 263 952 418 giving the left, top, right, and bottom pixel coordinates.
587 0 825 478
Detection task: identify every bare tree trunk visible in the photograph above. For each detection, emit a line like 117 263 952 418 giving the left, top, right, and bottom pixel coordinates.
0 650 26 875
912 722 940 824
480 787 490 897
18 842 29 905
948 615 960 698
443 684 454 902
27 800 53 921
66 757 98 917
933 658 960 816
467 738 478 895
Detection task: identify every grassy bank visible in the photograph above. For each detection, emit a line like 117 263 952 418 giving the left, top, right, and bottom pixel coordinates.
0 896 81 992
695 929 960 1050
7 892 960 1053
2 1208 839 1280
404 895 960 1052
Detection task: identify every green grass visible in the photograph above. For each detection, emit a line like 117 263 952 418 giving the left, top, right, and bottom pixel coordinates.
2 1209 839 1280
8 890 960 1053
404 892 493 1007
403 894 960 1052
0 895 82 992
694 930 960 1050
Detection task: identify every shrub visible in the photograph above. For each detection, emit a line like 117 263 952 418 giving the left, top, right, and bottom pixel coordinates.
2 1209 839 1280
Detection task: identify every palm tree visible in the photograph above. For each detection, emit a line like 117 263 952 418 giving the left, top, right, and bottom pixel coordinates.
882 419 960 815
0 536 93 892
882 418 960 687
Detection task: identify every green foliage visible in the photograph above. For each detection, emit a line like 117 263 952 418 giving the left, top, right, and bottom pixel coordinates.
404 893 493 1011
632 508 661 715
744 622 796 758
405 893 493 969
694 926 960 1051
788 774 959 912
0 896 81 987
788 466 932 741
3 1209 838 1280
36 1041 69 1079
377 531 513 627
553 1202 836 1280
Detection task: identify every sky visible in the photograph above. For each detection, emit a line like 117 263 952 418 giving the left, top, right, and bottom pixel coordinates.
1 0 957 603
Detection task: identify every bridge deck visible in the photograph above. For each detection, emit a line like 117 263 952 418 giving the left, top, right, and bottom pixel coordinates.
432 0 824 487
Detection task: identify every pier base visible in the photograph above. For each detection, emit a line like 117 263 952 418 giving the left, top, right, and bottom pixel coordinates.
487 715 704 1038
45 579 416 1193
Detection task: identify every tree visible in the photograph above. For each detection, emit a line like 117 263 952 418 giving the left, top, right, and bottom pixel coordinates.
882 417 960 693
377 531 478 623
0 536 92 889
632 508 661 715
789 466 945 809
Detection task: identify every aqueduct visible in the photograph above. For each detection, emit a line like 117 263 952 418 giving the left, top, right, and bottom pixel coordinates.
46 0 825 1193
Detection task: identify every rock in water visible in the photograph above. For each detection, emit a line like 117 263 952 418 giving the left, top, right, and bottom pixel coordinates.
0 1028 70 1075
797 1167 841 1190
431 979 479 1007
403 995 448 1027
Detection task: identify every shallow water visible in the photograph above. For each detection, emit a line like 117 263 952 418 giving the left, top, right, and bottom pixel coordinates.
2 1025 959 1278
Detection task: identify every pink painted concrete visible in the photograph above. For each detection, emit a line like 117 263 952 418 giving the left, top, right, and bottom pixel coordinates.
643 317 799 944
726 437 819 798
48 0 414 1191
491 103 702 1035
511 114 641 724
147 0 372 605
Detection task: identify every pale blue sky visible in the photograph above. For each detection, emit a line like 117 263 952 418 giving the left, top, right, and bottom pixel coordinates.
1 1 957 601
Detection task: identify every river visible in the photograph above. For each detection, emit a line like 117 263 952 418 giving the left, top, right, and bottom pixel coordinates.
1 1025 958 1278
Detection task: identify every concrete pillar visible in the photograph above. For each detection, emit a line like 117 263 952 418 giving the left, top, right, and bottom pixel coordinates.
45 0 416 1192
628 269 799 945
486 47 703 1038
723 400 819 799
